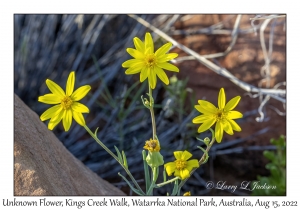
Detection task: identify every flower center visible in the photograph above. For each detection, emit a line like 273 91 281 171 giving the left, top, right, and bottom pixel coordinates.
61 96 73 110
216 110 227 121
145 54 156 68
175 159 187 170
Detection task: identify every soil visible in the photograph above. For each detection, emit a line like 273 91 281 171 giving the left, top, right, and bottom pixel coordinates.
171 15 286 195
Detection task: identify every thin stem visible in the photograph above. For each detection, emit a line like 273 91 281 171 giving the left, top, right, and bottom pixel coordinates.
142 150 150 192
178 138 216 189
83 125 144 194
156 177 180 188
148 83 157 140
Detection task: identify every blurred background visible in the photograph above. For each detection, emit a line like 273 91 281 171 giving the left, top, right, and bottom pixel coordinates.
14 14 286 195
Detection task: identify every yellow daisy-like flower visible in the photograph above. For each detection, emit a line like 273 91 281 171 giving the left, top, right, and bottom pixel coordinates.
38 71 91 132
122 32 179 89
164 150 199 180
143 138 160 152
192 88 243 143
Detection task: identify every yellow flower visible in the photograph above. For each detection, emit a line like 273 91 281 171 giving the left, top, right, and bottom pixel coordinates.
183 191 191 196
143 138 160 152
122 32 179 89
164 151 199 180
38 71 91 131
192 88 243 143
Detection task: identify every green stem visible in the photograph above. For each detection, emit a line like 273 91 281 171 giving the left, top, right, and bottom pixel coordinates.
146 166 159 195
84 125 144 194
155 177 180 188
142 150 150 192
148 83 157 140
178 137 216 189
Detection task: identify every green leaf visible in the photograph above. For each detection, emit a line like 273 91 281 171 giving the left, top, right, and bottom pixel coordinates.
114 146 123 163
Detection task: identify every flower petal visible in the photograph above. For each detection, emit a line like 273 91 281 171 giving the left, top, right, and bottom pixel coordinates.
155 42 172 57
181 150 192 161
197 118 216 133
71 85 91 101
154 66 169 85
66 71 75 96
156 62 179 72
122 59 141 68
224 96 241 111
186 159 199 171
126 48 145 59
179 169 190 180
149 68 157 89
46 79 65 97
174 151 183 160
223 120 233 135
40 105 62 121
157 53 178 62
192 114 213 124
145 32 154 54
72 111 86 126
48 110 64 130
164 162 176 176
227 111 243 119
125 62 144 74
215 121 224 143
198 100 218 114
62 109 72 131
38 94 62 104
218 88 226 109
228 119 242 131
140 66 149 82
133 37 145 53
71 102 89 113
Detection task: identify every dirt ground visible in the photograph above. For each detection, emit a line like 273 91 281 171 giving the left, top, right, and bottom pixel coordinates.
171 15 286 193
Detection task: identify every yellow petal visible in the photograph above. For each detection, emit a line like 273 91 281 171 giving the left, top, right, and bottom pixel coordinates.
157 62 179 72
223 120 233 135
40 105 62 121
125 62 144 74
215 121 224 143
48 110 64 130
154 66 169 85
164 162 176 176
38 94 61 104
179 169 190 180
145 32 154 54
149 68 157 89
186 159 199 171
154 42 172 57
133 37 145 53
62 109 72 131
71 85 91 101
195 105 211 115
72 111 86 126
228 119 241 131
126 48 145 59
174 151 183 160
192 114 213 124
181 150 192 161
157 53 178 62
218 88 226 109
227 111 243 119
197 118 216 133
224 96 241 111
140 66 149 82
66 71 75 96
46 79 65 97
198 100 218 114
122 59 141 68
71 102 89 113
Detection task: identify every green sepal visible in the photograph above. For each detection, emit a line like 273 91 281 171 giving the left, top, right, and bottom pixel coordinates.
146 151 164 168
